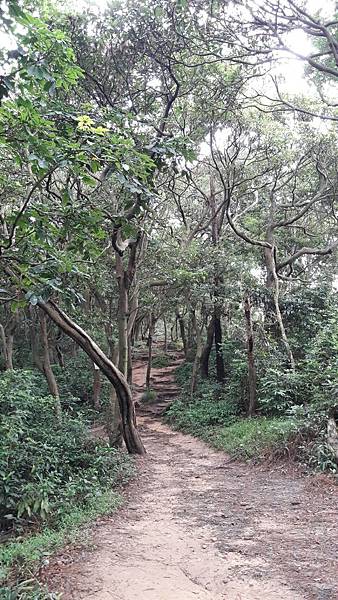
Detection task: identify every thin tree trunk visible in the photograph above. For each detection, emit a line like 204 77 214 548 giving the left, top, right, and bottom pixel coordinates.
214 306 225 382
210 175 225 382
92 363 101 410
40 312 62 419
116 253 129 378
200 315 214 378
177 313 187 357
0 311 18 370
6 333 14 370
0 323 13 370
265 198 295 370
55 330 65 367
190 317 204 396
106 345 123 448
38 300 145 455
163 317 168 352
29 306 43 370
145 312 155 389
244 294 257 416
266 245 296 370
272 261 296 370
127 286 139 386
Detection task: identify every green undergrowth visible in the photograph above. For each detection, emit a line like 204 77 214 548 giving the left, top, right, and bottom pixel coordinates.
0 490 122 599
0 368 135 598
166 362 338 472
141 388 158 404
151 353 172 368
198 417 298 458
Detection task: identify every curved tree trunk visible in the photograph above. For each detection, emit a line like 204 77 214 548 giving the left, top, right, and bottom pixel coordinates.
266 246 296 370
38 300 145 455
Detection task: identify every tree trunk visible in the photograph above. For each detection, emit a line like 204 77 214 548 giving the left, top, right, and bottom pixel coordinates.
200 315 214 378
0 323 13 370
145 312 155 389
0 311 18 370
209 175 225 382
187 310 195 354
163 316 168 352
38 300 145 455
92 363 101 410
116 253 129 378
244 294 257 416
267 246 296 370
214 306 225 382
177 313 188 357
106 345 123 448
190 318 204 396
127 285 139 386
29 306 43 370
55 330 65 367
40 312 62 419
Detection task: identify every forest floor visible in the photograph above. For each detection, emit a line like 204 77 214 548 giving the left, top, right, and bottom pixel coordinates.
44 353 338 600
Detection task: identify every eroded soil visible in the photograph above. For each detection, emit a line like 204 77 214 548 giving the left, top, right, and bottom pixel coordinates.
45 355 338 600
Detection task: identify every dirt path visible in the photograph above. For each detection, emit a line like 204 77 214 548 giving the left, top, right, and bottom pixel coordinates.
46 356 338 600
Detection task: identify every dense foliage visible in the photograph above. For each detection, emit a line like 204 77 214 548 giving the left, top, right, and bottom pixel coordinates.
0 0 338 596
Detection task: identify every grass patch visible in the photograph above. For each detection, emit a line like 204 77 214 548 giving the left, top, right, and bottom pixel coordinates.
202 417 299 459
1 490 123 598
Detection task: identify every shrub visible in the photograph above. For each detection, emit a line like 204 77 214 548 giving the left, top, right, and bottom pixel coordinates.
166 377 239 434
0 369 133 532
151 353 171 368
53 352 111 414
141 389 158 404
175 362 193 388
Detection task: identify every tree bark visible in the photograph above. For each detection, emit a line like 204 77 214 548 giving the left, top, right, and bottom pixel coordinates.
177 313 188 357
190 316 204 396
209 174 225 382
265 199 295 370
38 300 145 454
92 363 101 410
271 257 296 370
244 294 257 416
29 306 43 370
0 311 18 370
55 330 65 367
0 323 13 370
40 312 62 419
106 345 123 448
214 306 225 382
116 253 129 378
200 315 214 379
145 312 155 389
163 316 168 352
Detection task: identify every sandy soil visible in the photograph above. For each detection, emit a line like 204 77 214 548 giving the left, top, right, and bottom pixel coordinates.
45 356 338 600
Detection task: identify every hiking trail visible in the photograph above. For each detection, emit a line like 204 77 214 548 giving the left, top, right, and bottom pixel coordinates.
45 352 338 600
